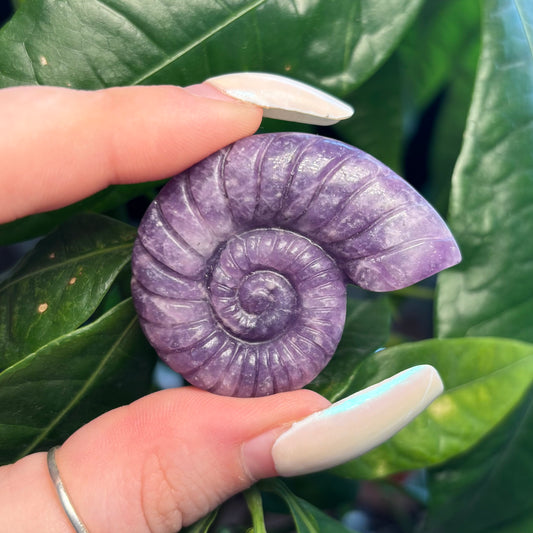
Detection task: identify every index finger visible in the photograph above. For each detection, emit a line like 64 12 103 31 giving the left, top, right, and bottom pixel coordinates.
0 84 262 224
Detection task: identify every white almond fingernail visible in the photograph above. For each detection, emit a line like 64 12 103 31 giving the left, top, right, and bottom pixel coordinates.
206 72 354 126
272 365 443 477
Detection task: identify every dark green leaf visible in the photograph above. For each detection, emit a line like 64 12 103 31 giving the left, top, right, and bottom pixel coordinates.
425 386 533 533
0 0 424 95
0 213 136 370
333 55 404 173
263 479 356 533
482 512 533 533
426 35 479 216
244 487 267 533
436 0 533 343
0 298 155 464
331 337 533 479
399 0 481 109
308 296 391 402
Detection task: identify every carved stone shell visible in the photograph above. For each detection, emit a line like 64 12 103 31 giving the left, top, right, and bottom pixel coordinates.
131 133 461 397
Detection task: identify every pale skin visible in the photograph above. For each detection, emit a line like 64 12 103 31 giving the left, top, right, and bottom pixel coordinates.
0 84 331 533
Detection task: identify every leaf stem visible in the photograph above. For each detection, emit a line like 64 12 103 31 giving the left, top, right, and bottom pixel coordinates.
244 486 268 533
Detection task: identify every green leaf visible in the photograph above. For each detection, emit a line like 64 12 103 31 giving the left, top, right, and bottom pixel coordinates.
399 0 481 109
0 0 424 94
331 337 533 479
426 34 479 216
308 296 391 402
0 298 155 464
0 213 136 370
333 54 405 173
481 512 533 533
244 487 267 533
429 3 533 530
436 0 533 343
425 385 533 533
181 510 219 533
263 479 356 533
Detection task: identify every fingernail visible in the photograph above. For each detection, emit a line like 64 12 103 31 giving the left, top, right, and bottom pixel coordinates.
255 365 443 477
205 72 354 125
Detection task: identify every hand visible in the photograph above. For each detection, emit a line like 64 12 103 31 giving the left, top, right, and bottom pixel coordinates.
0 83 330 533
0 83 443 533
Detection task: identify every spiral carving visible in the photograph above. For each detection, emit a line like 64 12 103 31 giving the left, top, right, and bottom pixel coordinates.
131 132 461 397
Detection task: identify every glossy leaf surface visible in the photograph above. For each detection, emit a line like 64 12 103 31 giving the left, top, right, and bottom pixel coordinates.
0 0 423 93
0 298 155 465
331 337 533 479
0 214 136 370
431 2 533 529
436 0 533 342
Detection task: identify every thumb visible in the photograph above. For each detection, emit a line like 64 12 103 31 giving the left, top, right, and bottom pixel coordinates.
50 387 330 533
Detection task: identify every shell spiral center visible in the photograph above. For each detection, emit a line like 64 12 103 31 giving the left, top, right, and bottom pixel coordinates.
209 228 343 344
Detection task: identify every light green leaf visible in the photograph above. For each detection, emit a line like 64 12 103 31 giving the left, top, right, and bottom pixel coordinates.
0 0 424 94
331 337 533 479
436 0 533 342
0 298 155 465
244 487 267 533
0 213 136 370
308 296 391 402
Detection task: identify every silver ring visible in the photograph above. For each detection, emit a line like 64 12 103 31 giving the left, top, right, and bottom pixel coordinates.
47 446 89 533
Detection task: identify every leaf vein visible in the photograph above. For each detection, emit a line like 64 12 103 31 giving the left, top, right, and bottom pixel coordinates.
17 310 138 458
129 0 268 85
